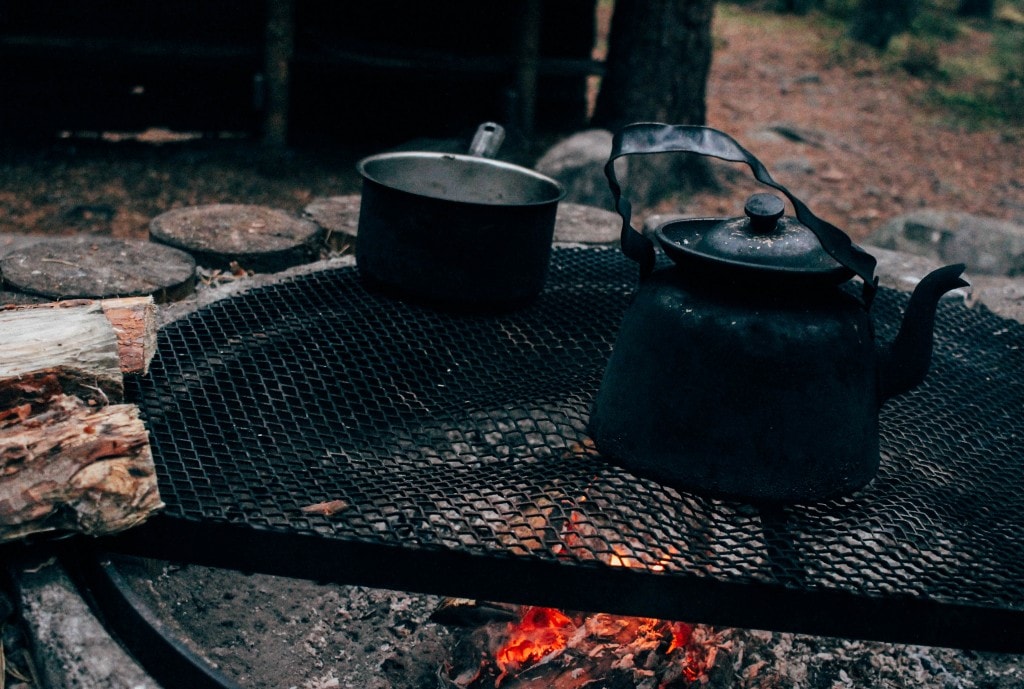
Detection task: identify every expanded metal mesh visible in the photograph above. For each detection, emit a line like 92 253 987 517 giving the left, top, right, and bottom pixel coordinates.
127 247 1024 620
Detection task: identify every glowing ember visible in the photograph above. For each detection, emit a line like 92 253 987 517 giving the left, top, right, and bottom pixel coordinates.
666 621 693 655
450 606 725 689
495 607 575 679
444 488 725 687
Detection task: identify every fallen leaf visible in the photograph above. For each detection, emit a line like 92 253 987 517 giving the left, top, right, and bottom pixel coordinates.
300 499 349 516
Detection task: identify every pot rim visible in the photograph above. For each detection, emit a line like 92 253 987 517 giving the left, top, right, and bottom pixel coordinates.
357 151 566 207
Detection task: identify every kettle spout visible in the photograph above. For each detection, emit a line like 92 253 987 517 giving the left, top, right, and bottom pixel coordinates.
878 263 969 401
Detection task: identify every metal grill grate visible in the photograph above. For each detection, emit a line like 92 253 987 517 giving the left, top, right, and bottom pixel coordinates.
117 247 1024 651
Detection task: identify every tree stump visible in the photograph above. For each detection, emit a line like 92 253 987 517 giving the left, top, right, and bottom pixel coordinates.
150 204 324 272
303 194 361 254
0 236 196 303
0 290 48 306
553 203 621 244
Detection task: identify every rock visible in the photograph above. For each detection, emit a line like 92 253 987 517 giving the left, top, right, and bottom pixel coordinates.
535 129 618 209
861 244 962 297
553 203 621 244
962 275 1024 324
861 244 1024 323
868 210 1024 276
1 236 197 303
766 122 828 147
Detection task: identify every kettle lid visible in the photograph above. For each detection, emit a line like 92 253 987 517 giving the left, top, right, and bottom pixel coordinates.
656 193 855 283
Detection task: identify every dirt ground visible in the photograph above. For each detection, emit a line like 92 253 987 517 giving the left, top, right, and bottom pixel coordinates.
0 9 1021 246
3 4 1024 689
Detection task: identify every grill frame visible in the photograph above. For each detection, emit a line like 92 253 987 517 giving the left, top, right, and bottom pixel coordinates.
104 247 1024 652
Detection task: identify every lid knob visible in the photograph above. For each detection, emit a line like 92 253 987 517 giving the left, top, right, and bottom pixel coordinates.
744 193 786 234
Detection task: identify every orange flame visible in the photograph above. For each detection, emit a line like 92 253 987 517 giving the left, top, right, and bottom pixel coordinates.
495 607 575 677
666 621 693 654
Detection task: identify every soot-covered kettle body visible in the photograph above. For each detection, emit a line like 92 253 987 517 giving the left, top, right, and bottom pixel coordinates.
588 124 968 503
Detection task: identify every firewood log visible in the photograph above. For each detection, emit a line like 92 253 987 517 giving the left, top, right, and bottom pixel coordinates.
0 296 163 542
0 393 163 543
0 296 157 376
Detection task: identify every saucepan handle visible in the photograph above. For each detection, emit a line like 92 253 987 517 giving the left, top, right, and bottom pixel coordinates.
468 122 506 159
604 122 879 305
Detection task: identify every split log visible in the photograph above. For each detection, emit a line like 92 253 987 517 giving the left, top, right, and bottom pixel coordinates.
98 297 158 376
0 296 157 405
0 393 163 543
0 296 163 542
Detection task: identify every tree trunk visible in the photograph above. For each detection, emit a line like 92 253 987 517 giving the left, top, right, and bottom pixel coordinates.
849 0 919 49
956 0 993 18
592 0 716 207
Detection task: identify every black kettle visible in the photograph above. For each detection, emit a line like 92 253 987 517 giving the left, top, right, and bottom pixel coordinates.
588 123 968 503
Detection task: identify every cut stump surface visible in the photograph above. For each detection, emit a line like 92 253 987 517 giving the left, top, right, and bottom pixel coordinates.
553 203 621 244
0 237 196 303
303 194 361 253
150 203 324 272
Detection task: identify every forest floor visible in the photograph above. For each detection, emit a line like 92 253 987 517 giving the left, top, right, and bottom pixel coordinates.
0 5 1021 246
681 4 1024 240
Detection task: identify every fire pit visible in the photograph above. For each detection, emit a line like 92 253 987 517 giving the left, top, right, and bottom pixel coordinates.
90 246 1024 683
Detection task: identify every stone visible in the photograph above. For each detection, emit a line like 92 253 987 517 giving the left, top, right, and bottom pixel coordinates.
862 244 953 296
963 275 1024 324
535 129 619 210
860 244 1024 323
868 210 1024 276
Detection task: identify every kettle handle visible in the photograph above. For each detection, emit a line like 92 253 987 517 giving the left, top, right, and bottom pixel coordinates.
605 123 879 306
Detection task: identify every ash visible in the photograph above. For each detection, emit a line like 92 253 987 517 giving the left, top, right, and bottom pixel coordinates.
116 556 1023 689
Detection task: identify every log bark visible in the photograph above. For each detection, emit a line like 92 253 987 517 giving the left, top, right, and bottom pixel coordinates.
0 294 157 378
0 296 163 542
0 393 163 543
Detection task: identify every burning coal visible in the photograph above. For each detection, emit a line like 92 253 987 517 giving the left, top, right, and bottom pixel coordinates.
438 602 729 689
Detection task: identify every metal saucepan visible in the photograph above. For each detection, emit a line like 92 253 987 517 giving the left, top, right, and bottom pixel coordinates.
355 123 565 309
